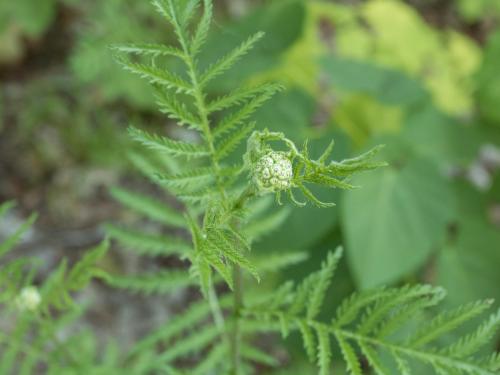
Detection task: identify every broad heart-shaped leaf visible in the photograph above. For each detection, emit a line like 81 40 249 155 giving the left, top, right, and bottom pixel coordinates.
437 182 500 309
437 218 500 308
401 103 484 166
321 56 428 106
477 31 500 127
341 156 456 289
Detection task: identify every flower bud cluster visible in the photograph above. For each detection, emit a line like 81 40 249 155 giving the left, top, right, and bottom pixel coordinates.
253 151 293 192
15 286 41 312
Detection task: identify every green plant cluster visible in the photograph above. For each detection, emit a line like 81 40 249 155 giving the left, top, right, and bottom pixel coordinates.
105 1 499 374
0 202 110 374
1 0 500 374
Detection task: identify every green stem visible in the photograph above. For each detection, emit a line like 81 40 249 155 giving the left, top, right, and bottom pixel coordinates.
183 52 229 206
231 264 243 375
169 7 255 372
208 278 226 334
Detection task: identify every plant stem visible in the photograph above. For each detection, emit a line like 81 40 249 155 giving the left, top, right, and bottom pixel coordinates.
208 278 226 334
171 8 248 372
231 264 243 375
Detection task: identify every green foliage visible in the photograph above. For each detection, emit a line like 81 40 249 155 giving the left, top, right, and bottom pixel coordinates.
477 31 500 127
70 0 167 107
243 248 500 375
342 155 457 289
455 0 500 22
111 0 381 293
2 0 500 374
0 0 55 62
0 202 110 374
110 187 186 228
244 129 386 206
103 1 500 374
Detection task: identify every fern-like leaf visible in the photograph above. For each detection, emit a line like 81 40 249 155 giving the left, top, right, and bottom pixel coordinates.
307 248 342 320
110 43 185 58
190 0 212 56
129 297 221 356
358 342 390 375
66 241 108 290
114 56 192 94
406 300 494 348
153 325 220 367
241 344 279 367
298 183 336 208
155 167 215 190
334 332 362 375
0 211 37 258
199 32 264 87
106 224 191 257
192 343 228 375
107 270 195 294
179 0 201 28
128 126 209 158
215 122 255 160
110 187 186 228
314 323 332 375
208 83 283 114
241 250 500 375
205 227 259 282
357 285 438 336
298 320 317 363
445 309 500 359
213 90 281 139
155 89 201 129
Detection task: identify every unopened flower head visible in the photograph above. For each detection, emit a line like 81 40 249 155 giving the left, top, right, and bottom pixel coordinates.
253 151 293 192
15 286 41 312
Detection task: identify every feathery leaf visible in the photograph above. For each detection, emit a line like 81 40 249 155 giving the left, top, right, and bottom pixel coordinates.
334 332 362 375
128 126 209 158
307 248 342 320
114 56 192 93
190 0 212 55
110 43 184 58
314 323 332 375
207 83 283 113
215 122 255 160
0 213 36 258
155 89 201 129
107 270 195 294
155 167 215 190
206 228 259 282
110 187 186 228
105 224 191 257
407 300 494 348
200 32 265 87
298 320 316 363
213 87 279 139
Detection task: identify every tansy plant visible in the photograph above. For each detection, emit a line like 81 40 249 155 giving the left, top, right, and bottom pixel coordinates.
0 201 110 374
105 0 500 374
2 0 499 374
104 1 500 374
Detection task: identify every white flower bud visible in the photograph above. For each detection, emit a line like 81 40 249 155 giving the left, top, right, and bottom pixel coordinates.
15 286 41 312
253 152 293 192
